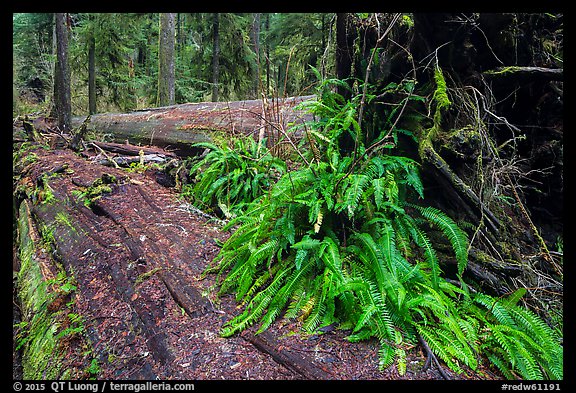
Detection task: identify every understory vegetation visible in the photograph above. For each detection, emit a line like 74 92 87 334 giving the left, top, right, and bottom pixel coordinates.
187 73 563 380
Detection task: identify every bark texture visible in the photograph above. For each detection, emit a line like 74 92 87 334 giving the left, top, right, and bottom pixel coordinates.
53 13 71 131
158 13 176 107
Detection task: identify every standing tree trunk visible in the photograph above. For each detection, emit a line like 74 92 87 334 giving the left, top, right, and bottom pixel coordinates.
158 13 176 107
88 33 96 115
250 13 261 99
53 12 71 131
335 13 353 101
211 13 220 102
265 13 271 95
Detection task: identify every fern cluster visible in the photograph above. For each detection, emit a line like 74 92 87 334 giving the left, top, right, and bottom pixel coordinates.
182 136 286 218
206 77 562 380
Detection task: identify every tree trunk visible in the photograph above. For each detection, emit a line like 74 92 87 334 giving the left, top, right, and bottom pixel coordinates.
53 13 71 131
158 13 176 107
250 13 261 99
211 13 220 102
68 95 314 155
335 13 353 100
340 13 563 317
88 33 96 115
13 147 342 379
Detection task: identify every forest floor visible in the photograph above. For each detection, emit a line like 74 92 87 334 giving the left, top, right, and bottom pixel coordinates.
13 144 504 381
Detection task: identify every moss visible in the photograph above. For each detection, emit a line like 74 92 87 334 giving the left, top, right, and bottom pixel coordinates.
483 66 523 76
439 125 481 159
432 67 451 113
418 67 451 161
15 201 90 379
134 267 163 287
401 14 414 28
16 202 63 379
84 173 117 203
55 212 77 234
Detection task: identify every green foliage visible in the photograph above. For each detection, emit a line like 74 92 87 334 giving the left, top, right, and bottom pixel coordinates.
209 75 563 380
472 291 563 379
182 136 286 218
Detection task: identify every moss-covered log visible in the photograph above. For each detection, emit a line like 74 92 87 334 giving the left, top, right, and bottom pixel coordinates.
15 200 93 379
483 66 563 81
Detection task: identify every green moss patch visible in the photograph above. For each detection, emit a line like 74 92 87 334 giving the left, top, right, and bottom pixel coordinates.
14 201 94 379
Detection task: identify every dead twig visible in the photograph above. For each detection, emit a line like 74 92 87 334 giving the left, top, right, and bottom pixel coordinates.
417 333 451 380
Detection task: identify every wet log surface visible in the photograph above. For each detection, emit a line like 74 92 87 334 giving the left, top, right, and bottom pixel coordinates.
13 146 500 380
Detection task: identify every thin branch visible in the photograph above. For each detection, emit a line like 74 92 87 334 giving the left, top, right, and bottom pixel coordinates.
417 334 451 380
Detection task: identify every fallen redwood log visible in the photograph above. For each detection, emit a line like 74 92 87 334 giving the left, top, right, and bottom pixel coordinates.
13 147 340 380
71 95 315 155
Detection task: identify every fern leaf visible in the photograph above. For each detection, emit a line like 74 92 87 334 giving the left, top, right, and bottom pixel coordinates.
396 347 407 376
342 174 370 217
372 178 386 210
502 288 527 309
378 343 396 370
221 267 291 337
415 205 469 276
414 227 441 290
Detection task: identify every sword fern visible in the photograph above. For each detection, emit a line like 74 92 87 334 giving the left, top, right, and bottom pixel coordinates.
207 76 562 380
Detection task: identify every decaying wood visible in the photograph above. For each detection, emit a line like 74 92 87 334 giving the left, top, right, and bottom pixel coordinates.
421 143 501 234
92 141 177 158
13 147 341 380
70 95 315 155
92 153 170 167
242 331 334 380
70 114 91 151
483 66 563 81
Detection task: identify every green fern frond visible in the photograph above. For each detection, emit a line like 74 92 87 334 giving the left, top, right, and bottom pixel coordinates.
414 205 469 276
487 352 517 379
341 174 370 217
220 266 292 337
257 257 316 333
417 325 462 374
414 227 441 290
378 343 396 370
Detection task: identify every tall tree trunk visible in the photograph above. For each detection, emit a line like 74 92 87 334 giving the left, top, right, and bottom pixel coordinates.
176 13 181 56
53 12 71 131
88 33 96 115
335 13 355 152
211 13 220 102
158 13 176 107
335 13 353 101
250 13 261 99
265 13 270 95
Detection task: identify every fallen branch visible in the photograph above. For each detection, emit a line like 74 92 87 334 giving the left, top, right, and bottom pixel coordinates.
483 66 563 81
92 141 177 158
92 153 169 167
417 333 451 380
242 330 334 380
